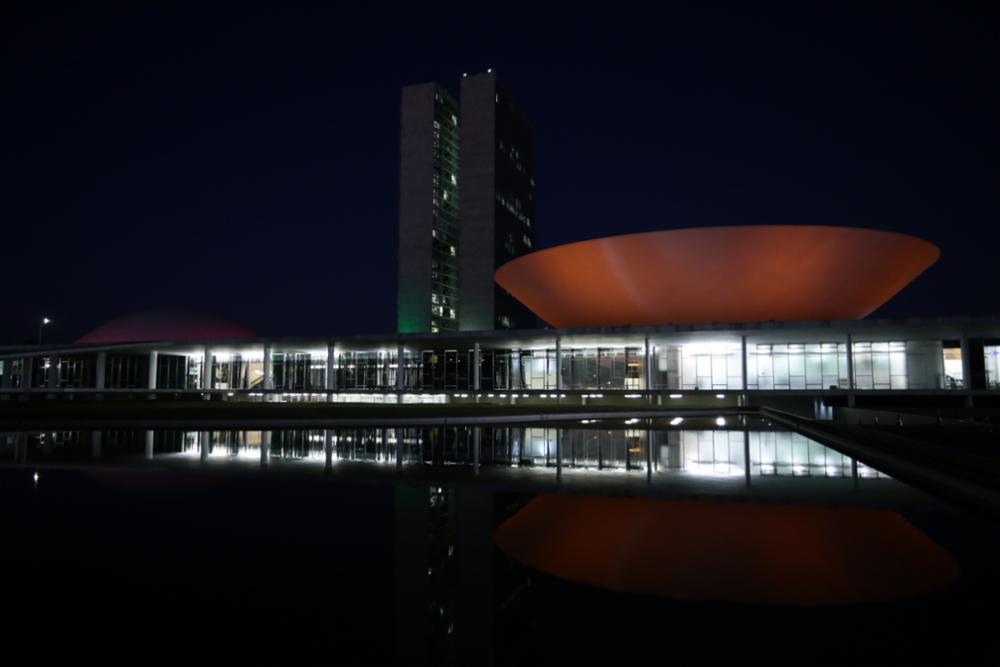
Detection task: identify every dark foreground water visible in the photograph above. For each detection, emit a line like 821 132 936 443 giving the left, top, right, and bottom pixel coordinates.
1 423 998 664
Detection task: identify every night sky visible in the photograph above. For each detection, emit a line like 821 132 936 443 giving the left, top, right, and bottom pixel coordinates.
4 5 998 344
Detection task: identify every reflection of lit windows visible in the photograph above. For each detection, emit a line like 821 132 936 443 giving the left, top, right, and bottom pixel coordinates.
523 235 532 248
450 246 456 256
431 293 439 304
449 309 456 319
450 173 457 185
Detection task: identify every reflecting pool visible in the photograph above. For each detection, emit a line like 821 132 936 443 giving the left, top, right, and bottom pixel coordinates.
0 421 997 664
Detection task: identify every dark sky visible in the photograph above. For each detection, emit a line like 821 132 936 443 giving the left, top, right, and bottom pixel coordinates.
3 4 998 344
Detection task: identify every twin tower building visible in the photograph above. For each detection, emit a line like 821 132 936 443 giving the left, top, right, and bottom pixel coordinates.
397 71 537 334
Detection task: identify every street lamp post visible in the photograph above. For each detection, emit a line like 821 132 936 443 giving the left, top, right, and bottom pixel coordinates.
38 317 51 345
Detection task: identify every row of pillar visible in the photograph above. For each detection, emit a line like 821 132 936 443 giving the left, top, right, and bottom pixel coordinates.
4 334 987 395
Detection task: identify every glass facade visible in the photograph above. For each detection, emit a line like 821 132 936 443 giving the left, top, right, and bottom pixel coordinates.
650 342 742 390
6 327 1000 395
157 354 199 390
104 354 148 389
211 353 264 390
748 343 848 390
273 352 324 391
337 350 398 390
985 345 1000 389
942 343 964 389
851 340 944 390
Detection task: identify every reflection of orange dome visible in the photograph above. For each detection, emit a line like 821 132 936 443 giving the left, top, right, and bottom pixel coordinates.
494 226 940 327
495 495 958 605
78 309 256 344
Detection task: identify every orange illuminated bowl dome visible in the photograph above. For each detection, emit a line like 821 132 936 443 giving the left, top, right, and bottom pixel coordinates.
494 226 940 327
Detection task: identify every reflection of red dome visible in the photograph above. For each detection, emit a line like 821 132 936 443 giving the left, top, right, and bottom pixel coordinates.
494 226 940 327
495 495 958 605
77 309 256 344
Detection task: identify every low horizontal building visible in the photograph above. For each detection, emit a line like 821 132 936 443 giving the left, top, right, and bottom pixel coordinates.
3 227 993 411
2 313 999 409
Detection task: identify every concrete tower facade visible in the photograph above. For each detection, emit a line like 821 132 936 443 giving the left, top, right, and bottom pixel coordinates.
458 72 537 331
397 83 461 334
397 72 536 333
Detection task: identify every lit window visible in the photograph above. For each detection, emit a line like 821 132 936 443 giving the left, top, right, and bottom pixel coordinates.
450 246 456 256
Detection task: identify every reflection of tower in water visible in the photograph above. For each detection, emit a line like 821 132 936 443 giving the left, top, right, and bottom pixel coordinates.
393 484 503 665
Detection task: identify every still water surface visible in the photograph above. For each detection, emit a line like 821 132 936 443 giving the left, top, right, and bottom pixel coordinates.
1 422 997 664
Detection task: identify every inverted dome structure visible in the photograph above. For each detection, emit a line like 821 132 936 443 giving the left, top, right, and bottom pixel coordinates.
77 309 256 345
494 226 940 328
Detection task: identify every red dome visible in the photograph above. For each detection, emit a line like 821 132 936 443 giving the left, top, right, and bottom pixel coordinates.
494 226 940 327
77 309 256 344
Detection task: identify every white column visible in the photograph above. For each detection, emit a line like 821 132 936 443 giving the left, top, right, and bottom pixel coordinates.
556 428 562 481
740 335 748 391
325 429 333 472
145 430 155 459
262 343 273 390
395 427 404 469
396 342 405 391
555 336 562 392
473 342 481 391
960 334 974 407
326 342 335 392
261 431 271 467
644 336 652 391
22 356 33 392
645 426 652 484
201 347 212 390
960 334 972 390
846 332 856 408
846 333 855 390
743 429 751 487
200 431 210 461
91 431 102 459
95 352 106 390
46 355 59 391
473 427 481 474
147 350 159 390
